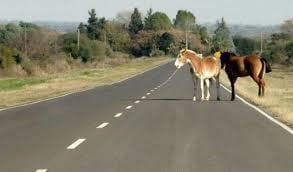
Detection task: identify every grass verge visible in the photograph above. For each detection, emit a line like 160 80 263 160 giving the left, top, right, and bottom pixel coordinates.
0 57 172 108
220 66 293 127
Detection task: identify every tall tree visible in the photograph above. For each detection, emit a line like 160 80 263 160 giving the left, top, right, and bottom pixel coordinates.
144 8 153 30
145 12 172 31
87 9 99 40
212 18 235 51
128 8 143 35
78 22 87 34
174 10 196 31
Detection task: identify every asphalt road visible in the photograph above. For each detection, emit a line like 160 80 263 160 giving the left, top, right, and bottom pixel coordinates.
0 62 293 172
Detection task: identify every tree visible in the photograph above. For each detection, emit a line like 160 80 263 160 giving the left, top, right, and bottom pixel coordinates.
144 8 153 30
144 12 172 31
233 35 258 55
87 9 99 40
157 32 174 54
78 22 87 34
174 10 196 31
212 18 235 51
128 8 143 35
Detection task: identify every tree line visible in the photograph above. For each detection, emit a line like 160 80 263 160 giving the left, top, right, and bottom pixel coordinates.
0 8 292 76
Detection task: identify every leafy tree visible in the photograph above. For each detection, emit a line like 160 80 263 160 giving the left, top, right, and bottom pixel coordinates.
174 10 196 31
157 32 174 54
87 9 99 40
128 8 143 35
212 18 235 51
145 12 172 31
78 22 87 34
285 42 293 59
144 8 153 30
233 35 258 55
130 31 157 56
105 22 131 52
0 45 14 69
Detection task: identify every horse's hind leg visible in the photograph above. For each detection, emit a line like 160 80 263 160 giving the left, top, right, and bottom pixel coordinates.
261 79 266 96
228 75 237 101
200 78 205 101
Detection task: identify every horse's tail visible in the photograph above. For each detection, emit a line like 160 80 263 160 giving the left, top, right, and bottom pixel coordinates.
261 58 272 73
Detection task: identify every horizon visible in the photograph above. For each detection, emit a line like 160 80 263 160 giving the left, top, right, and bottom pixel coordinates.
0 0 292 25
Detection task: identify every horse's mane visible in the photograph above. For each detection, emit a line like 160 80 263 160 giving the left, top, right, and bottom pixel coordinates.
181 49 203 58
222 52 237 57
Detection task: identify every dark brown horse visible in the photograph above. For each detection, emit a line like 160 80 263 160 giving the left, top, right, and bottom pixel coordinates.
216 52 272 101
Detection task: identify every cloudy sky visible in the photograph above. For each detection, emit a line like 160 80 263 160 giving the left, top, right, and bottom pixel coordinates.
0 0 292 25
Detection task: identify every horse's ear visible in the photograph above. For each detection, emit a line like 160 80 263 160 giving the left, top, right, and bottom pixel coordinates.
214 51 221 58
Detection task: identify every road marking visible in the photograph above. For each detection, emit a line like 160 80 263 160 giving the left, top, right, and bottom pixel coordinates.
114 113 123 118
134 100 140 104
126 105 133 109
35 169 47 172
220 84 293 135
150 90 154 92
141 96 146 99
97 122 109 128
67 138 86 150
154 87 157 90
146 93 151 95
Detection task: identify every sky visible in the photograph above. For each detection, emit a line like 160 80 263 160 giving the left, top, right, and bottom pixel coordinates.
0 0 292 25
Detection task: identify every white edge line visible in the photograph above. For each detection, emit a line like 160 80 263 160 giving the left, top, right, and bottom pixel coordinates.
67 138 86 150
114 113 123 118
35 169 47 172
0 61 173 112
126 105 133 110
96 122 109 129
220 84 293 135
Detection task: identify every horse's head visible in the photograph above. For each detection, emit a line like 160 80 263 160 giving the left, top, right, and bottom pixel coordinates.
214 51 236 69
174 48 190 69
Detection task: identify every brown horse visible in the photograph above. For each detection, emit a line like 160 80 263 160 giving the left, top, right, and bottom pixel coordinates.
175 49 221 101
216 52 272 101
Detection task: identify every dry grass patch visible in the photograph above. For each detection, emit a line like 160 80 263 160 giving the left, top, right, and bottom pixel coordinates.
220 66 293 127
0 57 172 108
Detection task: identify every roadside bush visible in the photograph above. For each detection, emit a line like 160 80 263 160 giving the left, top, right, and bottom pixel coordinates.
0 45 15 69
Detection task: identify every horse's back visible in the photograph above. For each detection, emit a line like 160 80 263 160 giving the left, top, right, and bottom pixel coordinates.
201 56 220 76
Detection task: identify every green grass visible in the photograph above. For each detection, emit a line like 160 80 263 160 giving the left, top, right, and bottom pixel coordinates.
0 77 48 91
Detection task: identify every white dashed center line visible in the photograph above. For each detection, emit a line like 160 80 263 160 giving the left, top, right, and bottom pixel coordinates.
154 88 157 90
126 105 133 109
35 169 47 172
114 113 123 118
151 90 154 92
134 100 140 104
97 122 109 129
141 96 146 99
67 138 86 150
146 93 151 95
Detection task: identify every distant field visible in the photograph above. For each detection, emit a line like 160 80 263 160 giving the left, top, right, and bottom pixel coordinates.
220 66 293 127
0 57 172 108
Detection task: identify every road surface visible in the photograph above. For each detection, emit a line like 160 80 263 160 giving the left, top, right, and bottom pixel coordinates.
0 62 293 172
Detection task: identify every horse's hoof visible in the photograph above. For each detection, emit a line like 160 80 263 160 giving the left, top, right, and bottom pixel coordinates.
201 98 205 101
217 97 221 101
193 96 196 101
205 97 210 101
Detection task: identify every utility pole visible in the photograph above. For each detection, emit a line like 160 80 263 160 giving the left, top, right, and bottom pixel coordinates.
24 25 27 56
185 31 188 49
260 31 263 56
77 29 80 50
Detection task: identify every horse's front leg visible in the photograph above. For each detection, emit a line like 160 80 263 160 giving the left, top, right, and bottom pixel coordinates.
190 67 197 101
200 78 205 101
205 79 210 100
